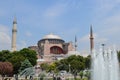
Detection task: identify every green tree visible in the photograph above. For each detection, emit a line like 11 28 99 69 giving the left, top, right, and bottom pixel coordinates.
84 55 91 69
19 48 37 66
39 72 46 80
20 67 35 80
56 59 68 71
79 71 84 79
8 52 25 74
67 55 85 71
47 62 56 72
84 70 91 80
19 59 33 79
40 63 49 71
0 48 37 74
0 50 12 61
57 55 85 79
19 59 33 72
70 60 85 79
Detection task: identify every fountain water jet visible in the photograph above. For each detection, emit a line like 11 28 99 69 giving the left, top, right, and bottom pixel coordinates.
91 47 120 80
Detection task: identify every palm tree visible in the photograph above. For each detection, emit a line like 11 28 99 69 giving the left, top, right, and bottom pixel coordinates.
19 67 35 80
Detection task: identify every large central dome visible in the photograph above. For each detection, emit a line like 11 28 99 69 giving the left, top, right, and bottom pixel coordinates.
42 33 62 40
38 33 64 45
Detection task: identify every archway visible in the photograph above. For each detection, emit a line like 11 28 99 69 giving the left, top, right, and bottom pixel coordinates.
50 46 64 54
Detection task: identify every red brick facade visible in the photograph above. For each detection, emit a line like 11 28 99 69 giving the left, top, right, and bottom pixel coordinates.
29 33 75 64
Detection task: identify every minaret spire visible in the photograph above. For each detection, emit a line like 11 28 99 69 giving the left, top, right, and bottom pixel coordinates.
13 17 17 24
75 35 77 51
90 25 94 53
11 17 17 51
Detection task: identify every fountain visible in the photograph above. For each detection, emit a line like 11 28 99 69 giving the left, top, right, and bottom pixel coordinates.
91 46 120 80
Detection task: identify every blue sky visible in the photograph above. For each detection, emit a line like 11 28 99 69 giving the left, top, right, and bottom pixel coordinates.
0 0 120 54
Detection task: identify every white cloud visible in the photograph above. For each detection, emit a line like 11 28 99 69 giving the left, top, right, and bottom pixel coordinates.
90 0 120 51
0 25 11 50
17 40 27 50
79 34 89 42
0 25 9 32
101 13 120 36
25 31 32 37
93 9 120 50
0 32 11 44
0 25 28 51
80 50 90 57
94 34 108 44
92 0 120 25
79 33 108 51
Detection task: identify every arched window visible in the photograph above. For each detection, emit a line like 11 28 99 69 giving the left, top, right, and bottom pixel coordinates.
50 46 64 54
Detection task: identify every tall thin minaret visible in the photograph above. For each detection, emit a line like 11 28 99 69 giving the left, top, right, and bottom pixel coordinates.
11 17 17 51
90 25 94 52
75 35 77 51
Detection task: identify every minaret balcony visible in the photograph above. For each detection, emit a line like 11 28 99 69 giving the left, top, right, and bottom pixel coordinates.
12 29 17 32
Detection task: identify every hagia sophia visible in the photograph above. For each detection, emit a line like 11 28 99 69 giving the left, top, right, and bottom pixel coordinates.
28 33 76 64
11 18 94 64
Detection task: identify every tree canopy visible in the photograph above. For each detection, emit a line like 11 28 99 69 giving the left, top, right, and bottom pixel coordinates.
0 62 13 76
0 48 37 74
19 48 37 66
19 59 33 73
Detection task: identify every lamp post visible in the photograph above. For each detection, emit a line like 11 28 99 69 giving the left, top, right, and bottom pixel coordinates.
101 44 105 55
54 64 63 80
69 64 71 80
69 64 71 73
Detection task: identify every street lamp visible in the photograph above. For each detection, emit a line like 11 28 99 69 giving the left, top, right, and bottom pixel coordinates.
69 64 71 73
69 64 71 80
101 44 105 55
54 64 64 80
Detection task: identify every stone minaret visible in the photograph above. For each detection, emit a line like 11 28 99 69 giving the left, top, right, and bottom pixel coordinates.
11 17 17 51
90 25 94 52
75 35 77 51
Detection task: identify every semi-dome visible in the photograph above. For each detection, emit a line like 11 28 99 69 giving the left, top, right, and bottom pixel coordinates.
42 33 62 40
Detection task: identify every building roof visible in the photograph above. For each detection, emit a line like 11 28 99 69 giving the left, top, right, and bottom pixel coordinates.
42 33 62 40
66 50 89 57
66 51 81 57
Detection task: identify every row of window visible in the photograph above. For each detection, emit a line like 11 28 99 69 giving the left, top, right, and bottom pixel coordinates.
38 39 64 44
